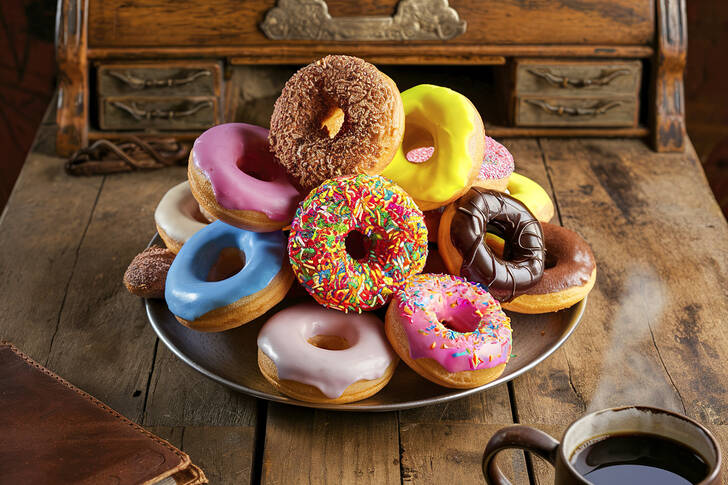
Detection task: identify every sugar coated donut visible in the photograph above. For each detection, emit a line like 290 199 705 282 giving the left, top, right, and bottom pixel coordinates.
502 223 596 313
165 220 294 332
385 274 512 388
380 84 485 211
123 246 175 299
473 136 514 192
507 172 554 223
188 123 302 232
257 303 398 403
155 181 210 253
438 188 545 302
288 174 428 313
269 55 404 191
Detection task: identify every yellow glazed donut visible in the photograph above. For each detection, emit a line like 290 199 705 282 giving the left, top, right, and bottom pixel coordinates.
508 172 554 223
381 84 485 211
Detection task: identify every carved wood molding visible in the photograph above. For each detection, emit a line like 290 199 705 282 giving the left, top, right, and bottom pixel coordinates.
652 0 687 152
260 0 466 41
56 0 89 156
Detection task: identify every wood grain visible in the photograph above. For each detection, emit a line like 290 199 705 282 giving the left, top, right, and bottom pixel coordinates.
149 426 256 485
261 404 400 484
517 138 728 483
43 168 182 421
86 0 654 48
652 0 688 152
56 0 88 156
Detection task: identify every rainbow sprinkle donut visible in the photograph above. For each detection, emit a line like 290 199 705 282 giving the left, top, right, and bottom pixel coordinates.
385 273 512 388
288 174 428 313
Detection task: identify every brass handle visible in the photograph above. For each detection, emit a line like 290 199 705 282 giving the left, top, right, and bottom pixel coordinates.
110 100 213 120
526 68 630 89
525 99 622 117
107 70 211 89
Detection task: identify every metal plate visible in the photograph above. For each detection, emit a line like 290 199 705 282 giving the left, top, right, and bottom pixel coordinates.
146 238 586 411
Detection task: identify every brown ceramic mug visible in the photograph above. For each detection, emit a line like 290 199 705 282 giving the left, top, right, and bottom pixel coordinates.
482 406 722 484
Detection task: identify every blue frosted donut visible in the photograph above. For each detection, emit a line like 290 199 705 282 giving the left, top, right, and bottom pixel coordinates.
165 220 294 332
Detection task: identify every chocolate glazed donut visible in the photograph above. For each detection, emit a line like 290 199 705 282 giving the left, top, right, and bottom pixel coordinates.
447 188 545 302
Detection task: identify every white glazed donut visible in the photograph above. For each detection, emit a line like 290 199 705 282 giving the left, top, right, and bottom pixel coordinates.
154 181 210 253
257 303 398 404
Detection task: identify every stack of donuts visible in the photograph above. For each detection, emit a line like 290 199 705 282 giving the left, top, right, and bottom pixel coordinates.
124 55 596 404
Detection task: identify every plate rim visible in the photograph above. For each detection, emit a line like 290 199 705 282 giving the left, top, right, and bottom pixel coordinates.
146 233 587 411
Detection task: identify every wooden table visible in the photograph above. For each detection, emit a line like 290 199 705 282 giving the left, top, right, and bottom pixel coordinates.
3 106 728 484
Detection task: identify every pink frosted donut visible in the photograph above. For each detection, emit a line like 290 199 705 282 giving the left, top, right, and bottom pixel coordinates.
473 136 514 191
188 123 303 232
257 303 398 403
385 273 512 388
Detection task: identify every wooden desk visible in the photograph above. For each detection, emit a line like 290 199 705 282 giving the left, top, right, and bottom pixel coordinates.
2 105 727 484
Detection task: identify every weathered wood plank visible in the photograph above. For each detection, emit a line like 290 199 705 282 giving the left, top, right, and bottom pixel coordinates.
149 426 256 485
261 404 400 485
518 138 728 484
0 123 102 361
143 343 259 427
44 168 187 421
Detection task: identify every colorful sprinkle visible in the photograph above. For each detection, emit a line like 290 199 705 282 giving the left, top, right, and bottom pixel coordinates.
288 174 428 312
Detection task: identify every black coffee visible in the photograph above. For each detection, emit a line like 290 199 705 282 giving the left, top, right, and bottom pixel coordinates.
570 432 709 485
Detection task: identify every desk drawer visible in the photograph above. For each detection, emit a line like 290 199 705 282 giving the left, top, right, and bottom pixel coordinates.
515 96 637 127
98 62 221 97
515 60 642 97
99 97 219 130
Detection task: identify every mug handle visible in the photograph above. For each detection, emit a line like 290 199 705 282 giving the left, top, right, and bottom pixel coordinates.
482 425 560 485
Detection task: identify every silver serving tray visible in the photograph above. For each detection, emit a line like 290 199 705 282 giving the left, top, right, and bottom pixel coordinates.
146 237 586 411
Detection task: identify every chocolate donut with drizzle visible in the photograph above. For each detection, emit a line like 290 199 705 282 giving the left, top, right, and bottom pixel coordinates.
438 188 545 302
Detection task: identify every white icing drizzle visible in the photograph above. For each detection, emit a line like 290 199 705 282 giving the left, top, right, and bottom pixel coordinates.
257 303 396 398
154 181 209 246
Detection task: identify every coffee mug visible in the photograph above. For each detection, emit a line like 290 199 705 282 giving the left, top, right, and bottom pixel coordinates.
482 406 722 484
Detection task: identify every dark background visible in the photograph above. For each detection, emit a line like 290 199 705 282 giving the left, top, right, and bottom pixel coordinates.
1 0 726 216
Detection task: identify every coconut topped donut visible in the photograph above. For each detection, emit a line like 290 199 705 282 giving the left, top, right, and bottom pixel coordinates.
269 55 405 191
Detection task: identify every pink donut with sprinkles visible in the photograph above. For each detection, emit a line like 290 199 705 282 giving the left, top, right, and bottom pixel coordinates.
385 273 512 388
288 174 428 313
473 136 514 192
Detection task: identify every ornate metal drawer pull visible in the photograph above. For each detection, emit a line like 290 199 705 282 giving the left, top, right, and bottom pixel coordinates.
526 68 630 88
110 100 213 120
525 99 622 117
260 0 466 41
107 70 211 89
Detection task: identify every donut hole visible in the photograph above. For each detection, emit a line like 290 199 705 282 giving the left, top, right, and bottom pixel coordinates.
345 230 371 261
320 106 345 139
188 201 211 224
307 334 351 351
236 155 276 182
206 247 246 282
403 124 435 164
437 300 481 333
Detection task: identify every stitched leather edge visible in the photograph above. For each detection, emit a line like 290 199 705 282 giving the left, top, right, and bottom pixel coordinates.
0 341 195 483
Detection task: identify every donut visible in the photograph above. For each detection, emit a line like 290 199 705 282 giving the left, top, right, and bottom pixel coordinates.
165 220 294 332
438 188 545 302
501 223 596 313
123 246 175 299
472 136 514 192
423 208 444 242
269 55 404 191
257 303 398 403
508 172 554 223
385 274 512 388
288 174 428 313
154 181 210 253
380 84 485 211
188 123 302 232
